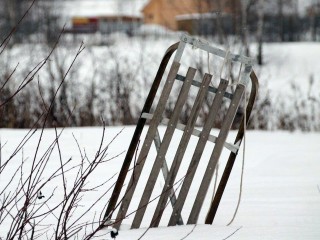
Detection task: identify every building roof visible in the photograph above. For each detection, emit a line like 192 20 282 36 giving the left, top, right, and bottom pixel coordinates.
60 0 148 18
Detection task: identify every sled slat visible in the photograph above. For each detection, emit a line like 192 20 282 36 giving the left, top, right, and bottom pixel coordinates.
150 73 212 227
205 71 259 224
168 78 229 226
114 62 180 229
131 67 196 229
153 130 184 225
187 84 245 224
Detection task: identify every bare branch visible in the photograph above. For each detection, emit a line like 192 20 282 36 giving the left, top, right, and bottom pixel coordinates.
222 226 242 240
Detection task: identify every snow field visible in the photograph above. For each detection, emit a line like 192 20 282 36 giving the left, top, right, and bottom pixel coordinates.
0 127 319 239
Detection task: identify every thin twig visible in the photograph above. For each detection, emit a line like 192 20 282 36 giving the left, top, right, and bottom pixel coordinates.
55 127 67 199
222 226 242 240
180 224 197 240
0 0 36 55
0 26 67 108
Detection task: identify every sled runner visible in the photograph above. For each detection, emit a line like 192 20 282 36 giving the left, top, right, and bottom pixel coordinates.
103 34 259 229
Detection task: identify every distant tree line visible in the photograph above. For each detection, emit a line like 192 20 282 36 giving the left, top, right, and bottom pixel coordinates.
0 0 60 44
186 0 319 41
1 0 319 45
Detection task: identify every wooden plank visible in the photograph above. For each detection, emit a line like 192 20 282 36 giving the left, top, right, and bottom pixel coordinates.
187 84 245 224
150 73 212 228
205 71 259 224
174 40 186 62
153 130 184 225
131 67 196 229
168 78 229 226
113 62 180 229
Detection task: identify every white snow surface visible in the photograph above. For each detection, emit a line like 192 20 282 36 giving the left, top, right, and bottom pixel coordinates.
252 42 320 91
0 127 319 239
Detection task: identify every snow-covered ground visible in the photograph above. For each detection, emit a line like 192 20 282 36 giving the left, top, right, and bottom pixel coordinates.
0 127 319 239
1 32 320 238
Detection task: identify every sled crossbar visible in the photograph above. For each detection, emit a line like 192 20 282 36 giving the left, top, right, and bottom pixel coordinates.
103 34 259 230
176 74 234 100
179 34 254 65
141 113 240 153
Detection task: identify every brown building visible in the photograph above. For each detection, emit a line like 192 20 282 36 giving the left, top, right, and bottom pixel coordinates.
142 0 241 31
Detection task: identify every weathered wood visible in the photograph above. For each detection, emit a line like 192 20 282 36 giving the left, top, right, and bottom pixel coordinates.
105 37 258 230
131 67 196 229
174 40 187 62
113 62 180 229
150 73 212 228
153 130 184 225
168 78 229 226
205 71 259 224
187 84 245 224
175 74 234 100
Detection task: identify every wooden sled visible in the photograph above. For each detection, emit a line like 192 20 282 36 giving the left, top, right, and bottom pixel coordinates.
103 34 259 229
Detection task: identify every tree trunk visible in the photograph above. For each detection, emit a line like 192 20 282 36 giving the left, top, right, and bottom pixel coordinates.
241 0 250 56
256 0 264 65
278 0 285 41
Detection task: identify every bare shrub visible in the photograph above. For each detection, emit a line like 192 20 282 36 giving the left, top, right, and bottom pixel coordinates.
0 3 123 238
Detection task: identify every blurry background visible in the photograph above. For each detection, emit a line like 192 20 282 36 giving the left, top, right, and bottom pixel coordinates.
1 0 318 43
0 0 319 131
